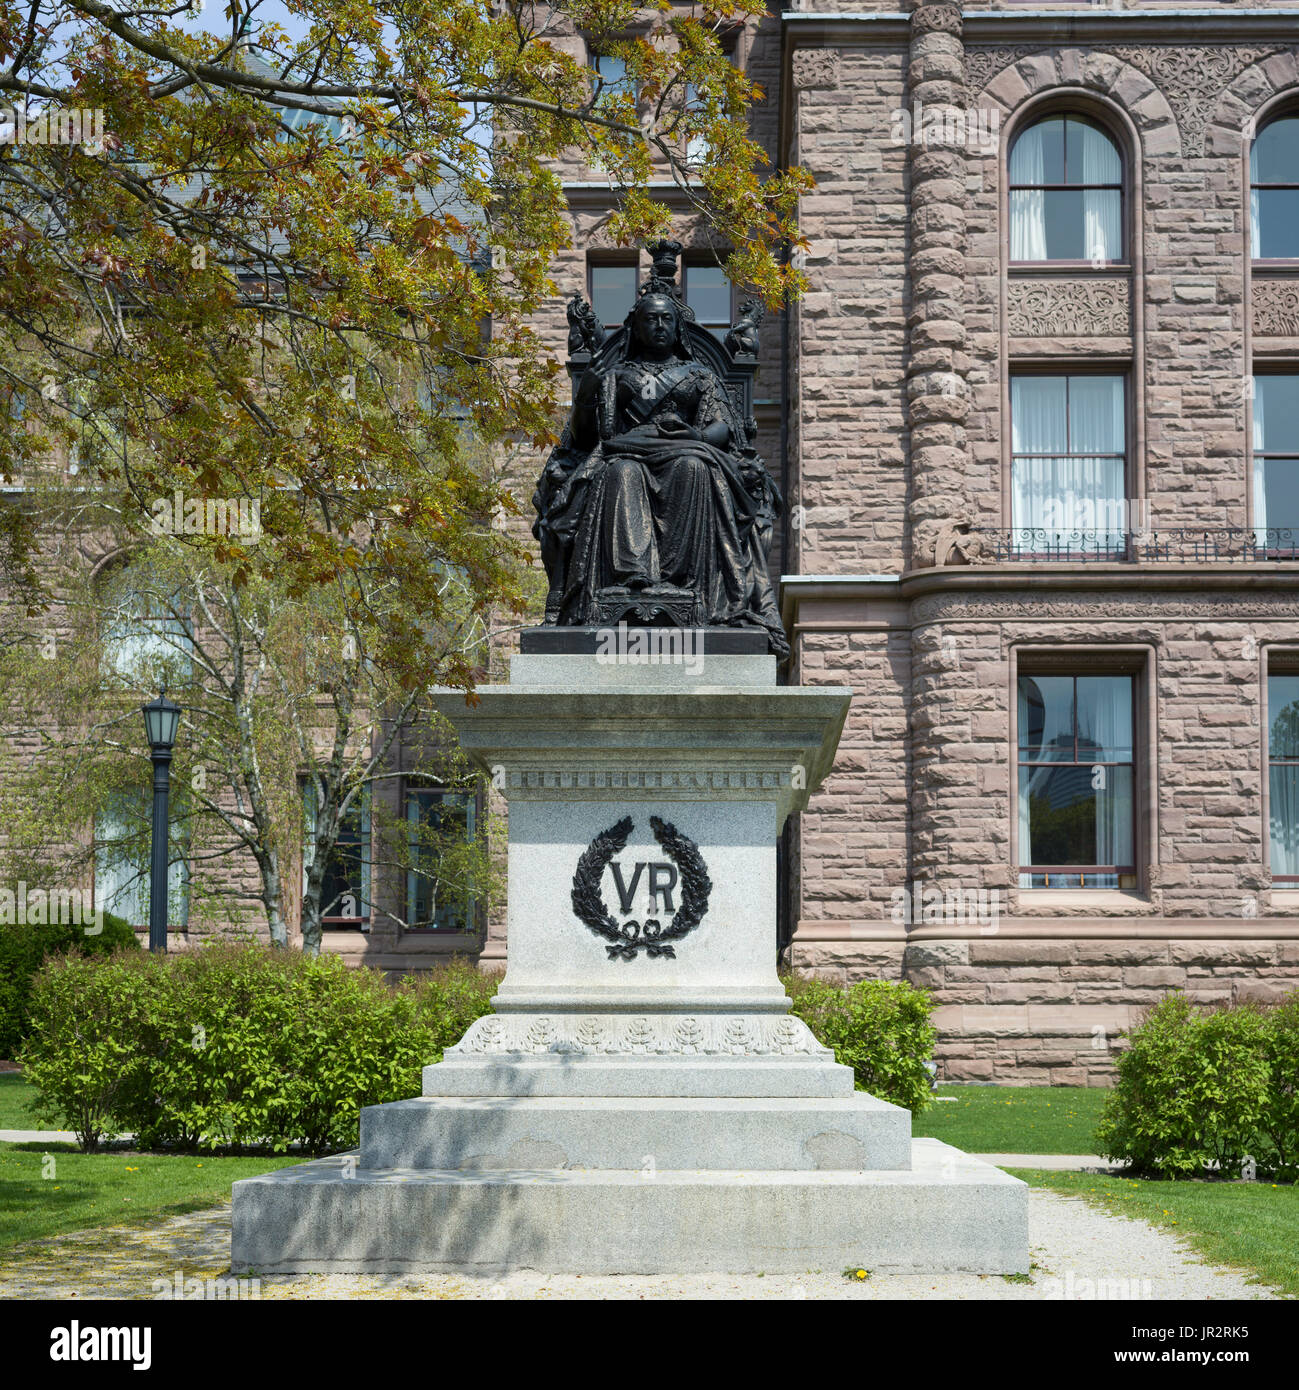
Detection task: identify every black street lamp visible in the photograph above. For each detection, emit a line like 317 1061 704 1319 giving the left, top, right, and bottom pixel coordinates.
141 686 181 953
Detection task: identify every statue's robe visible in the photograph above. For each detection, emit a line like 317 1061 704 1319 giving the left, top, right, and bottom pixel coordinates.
534 354 786 655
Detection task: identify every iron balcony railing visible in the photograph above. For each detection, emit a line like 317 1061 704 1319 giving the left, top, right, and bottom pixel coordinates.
977 529 1299 563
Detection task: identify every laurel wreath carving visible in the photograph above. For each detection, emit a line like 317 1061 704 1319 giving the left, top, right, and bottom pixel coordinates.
570 815 712 961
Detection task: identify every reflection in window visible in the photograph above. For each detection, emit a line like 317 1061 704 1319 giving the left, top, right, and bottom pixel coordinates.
1011 375 1126 550
589 259 639 330
1251 117 1299 260
1009 115 1123 263
1269 673 1299 880
1253 375 1299 541
95 790 190 927
1018 673 1135 888
683 262 732 341
304 783 370 928
405 787 476 931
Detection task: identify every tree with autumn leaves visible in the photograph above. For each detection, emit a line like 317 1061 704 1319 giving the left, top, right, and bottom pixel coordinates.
0 0 809 948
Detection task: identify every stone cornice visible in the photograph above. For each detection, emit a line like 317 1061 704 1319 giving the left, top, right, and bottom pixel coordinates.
782 9 1299 46
796 919 1299 939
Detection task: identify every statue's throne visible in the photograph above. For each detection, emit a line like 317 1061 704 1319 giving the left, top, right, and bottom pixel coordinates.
558 239 766 631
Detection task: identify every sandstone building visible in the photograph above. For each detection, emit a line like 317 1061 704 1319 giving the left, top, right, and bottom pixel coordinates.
58 3 1299 1084
521 2 1299 1082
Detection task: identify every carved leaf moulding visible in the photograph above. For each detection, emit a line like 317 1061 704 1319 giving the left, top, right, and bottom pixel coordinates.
1008 278 1131 338
1253 279 1299 337
791 50 841 92
964 44 1286 156
450 1013 830 1058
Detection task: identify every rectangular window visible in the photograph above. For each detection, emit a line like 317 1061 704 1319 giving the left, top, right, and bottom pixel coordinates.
303 783 370 928
682 261 732 341
1269 672 1299 881
588 258 638 331
1017 673 1136 888
593 53 633 101
404 787 476 931
1252 375 1299 545
1011 373 1126 555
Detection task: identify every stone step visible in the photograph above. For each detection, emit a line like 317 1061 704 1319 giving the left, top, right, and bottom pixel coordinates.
424 1054 856 1098
359 1094 912 1172
230 1139 1028 1276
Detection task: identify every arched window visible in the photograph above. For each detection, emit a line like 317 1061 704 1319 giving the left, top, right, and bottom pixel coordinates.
99 563 193 685
1009 115 1123 264
1250 116 1299 261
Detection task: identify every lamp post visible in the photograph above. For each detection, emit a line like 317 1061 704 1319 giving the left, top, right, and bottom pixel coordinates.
141 686 181 953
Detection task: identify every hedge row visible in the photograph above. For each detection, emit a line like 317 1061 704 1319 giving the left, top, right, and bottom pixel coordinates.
1097 992 1299 1181
22 943 498 1153
20 945 937 1153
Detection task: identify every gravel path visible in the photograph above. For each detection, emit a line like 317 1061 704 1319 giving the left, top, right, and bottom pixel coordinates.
0 1187 1281 1300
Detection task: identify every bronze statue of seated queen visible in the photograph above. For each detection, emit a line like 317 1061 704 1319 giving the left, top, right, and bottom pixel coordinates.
532 242 788 661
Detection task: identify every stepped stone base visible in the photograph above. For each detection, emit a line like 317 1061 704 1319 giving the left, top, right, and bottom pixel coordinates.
359 1094 912 1172
230 1138 1027 1276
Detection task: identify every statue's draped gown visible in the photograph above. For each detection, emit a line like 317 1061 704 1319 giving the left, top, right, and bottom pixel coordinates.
534 347 786 654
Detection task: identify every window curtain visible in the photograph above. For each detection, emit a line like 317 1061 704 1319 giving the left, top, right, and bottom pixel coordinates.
1078 121 1122 262
1250 139 1262 258
95 794 189 927
1009 124 1047 261
1271 766 1299 876
1253 375 1269 540
1012 377 1124 543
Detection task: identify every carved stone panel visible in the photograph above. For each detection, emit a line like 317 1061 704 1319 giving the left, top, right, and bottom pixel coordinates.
1253 279 1299 337
1008 278 1132 338
791 50 840 92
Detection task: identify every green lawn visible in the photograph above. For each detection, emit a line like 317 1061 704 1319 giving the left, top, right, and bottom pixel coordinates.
0 1142 301 1252
0 1073 41 1130
912 1085 1109 1154
1012 1168 1299 1299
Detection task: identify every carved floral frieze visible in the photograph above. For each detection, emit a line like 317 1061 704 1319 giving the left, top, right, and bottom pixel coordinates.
1008 278 1131 338
1253 279 1299 337
451 1013 830 1057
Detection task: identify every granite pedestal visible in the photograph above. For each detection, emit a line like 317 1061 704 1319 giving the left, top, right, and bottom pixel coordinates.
232 633 1028 1275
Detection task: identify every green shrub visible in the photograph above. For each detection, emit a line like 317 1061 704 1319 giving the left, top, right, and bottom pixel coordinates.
0 910 138 1059
1096 992 1281 1179
400 956 501 1062
21 939 444 1154
20 949 164 1150
782 971 936 1112
1258 995 1299 1182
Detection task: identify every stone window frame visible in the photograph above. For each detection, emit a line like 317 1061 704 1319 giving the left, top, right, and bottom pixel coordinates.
1243 89 1299 535
586 251 641 330
1261 645 1299 884
1008 642 1158 903
998 91 1145 533
1248 107 1299 269
680 253 736 340
1005 361 1136 545
1006 109 1129 270
396 776 483 939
